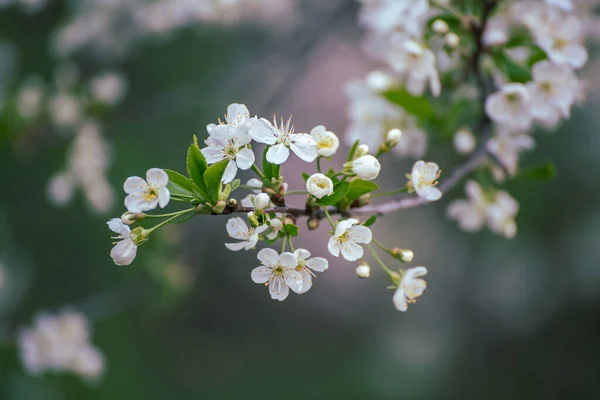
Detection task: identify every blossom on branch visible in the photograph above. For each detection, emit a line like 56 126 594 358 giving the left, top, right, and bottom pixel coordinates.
123 168 170 213
328 219 373 262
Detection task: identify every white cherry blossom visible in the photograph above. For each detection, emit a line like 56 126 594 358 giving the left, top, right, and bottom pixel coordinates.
208 103 252 132
486 130 535 180
411 161 442 201
292 249 329 294
249 116 317 164
123 168 170 213
107 218 137 266
387 38 441 97
352 155 381 180
328 219 373 261
201 124 255 183
310 125 339 157
393 266 428 312
536 14 588 69
485 83 532 131
486 191 519 239
251 248 303 301
306 173 334 199
224 217 268 251
447 180 489 233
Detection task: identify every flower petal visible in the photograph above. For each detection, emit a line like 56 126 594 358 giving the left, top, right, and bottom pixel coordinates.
222 160 238 184
327 237 341 257
257 248 280 268
226 217 250 239
279 252 299 269
158 187 170 208
269 277 289 301
125 194 157 213
293 248 311 262
244 233 259 250
201 146 226 164
284 269 304 294
266 143 290 164
251 266 272 284
340 240 364 262
348 225 372 244
334 219 358 237
290 134 318 162
110 239 137 266
249 118 278 144
146 168 168 187
225 241 248 251
306 257 328 272
235 147 255 170
107 218 130 236
393 288 408 312
123 176 147 195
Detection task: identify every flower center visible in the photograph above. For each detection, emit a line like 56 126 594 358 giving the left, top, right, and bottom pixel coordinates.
144 188 158 201
317 137 335 149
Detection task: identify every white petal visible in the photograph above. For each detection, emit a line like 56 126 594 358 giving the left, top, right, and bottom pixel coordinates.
348 225 372 244
222 160 237 184
340 241 364 262
255 225 269 234
293 248 311 262
201 146 226 164
266 143 290 164
226 103 249 125
257 248 280 268
235 148 255 170
146 168 168 187
107 218 130 236
225 241 248 251
244 233 259 250
290 134 318 162
226 217 250 239
327 237 341 257
284 269 304 294
123 176 147 195
125 194 157 213
269 277 289 301
393 288 408 312
110 239 137 266
306 257 328 272
298 270 313 294
334 219 358 237
279 252 299 269
251 266 272 284
158 187 170 208
249 118 278 144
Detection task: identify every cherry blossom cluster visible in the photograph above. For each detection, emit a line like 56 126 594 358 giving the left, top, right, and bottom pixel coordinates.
18 309 105 381
109 103 440 311
349 0 595 239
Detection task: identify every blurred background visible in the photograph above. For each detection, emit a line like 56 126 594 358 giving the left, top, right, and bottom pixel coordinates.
1 0 600 399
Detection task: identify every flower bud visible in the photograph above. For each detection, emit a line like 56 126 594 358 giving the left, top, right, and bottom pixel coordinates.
227 198 238 208
355 144 370 158
391 248 414 263
453 127 476 154
306 173 334 199
352 155 381 180
445 32 460 48
283 216 296 226
212 200 227 214
247 211 260 227
307 218 320 230
386 129 402 146
130 227 150 246
121 211 144 225
254 193 270 210
432 19 449 34
356 261 371 278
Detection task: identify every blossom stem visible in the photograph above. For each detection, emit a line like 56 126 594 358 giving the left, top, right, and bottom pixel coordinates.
285 190 309 196
317 157 322 173
144 209 195 218
367 244 395 280
281 235 288 253
372 238 390 253
371 187 409 198
146 208 195 234
251 164 265 179
288 236 295 253
322 208 336 228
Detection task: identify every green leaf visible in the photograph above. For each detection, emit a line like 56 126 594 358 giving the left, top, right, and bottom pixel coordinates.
347 140 360 161
230 179 241 192
302 172 310 182
165 169 195 198
262 147 274 181
204 159 229 203
384 88 434 119
186 144 208 197
518 163 557 181
284 224 299 237
318 181 350 206
346 179 379 203
493 50 531 83
363 215 377 227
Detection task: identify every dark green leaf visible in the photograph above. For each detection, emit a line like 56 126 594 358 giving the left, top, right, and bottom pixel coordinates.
363 215 377 227
302 172 310 182
165 169 195 198
384 88 434 119
493 50 531 83
346 179 379 202
347 140 360 161
262 147 274 180
518 163 557 181
284 224 299 237
204 159 229 203
186 144 208 197
318 182 350 206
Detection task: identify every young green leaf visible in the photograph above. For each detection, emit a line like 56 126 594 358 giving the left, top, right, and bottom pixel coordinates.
518 162 557 182
164 169 195 198
348 140 360 161
230 179 241 192
318 181 350 206
346 179 379 202
302 172 310 182
262 147 274 181
284 224 299 237
363 215 377 227
187 144 208 197
384 88 434 119
204 159 229 203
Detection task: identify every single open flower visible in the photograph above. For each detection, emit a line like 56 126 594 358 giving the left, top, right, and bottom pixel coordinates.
201 124 255 183
485 83 532 131
310 126 339 157
393 266 428 312
292 249 329 294
306 173 334 199
124 168 170 213
328 218 373 261
251 248 303 301
249 116 317 164
411 161 442 201
107 219 137 266
224 217 268 251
